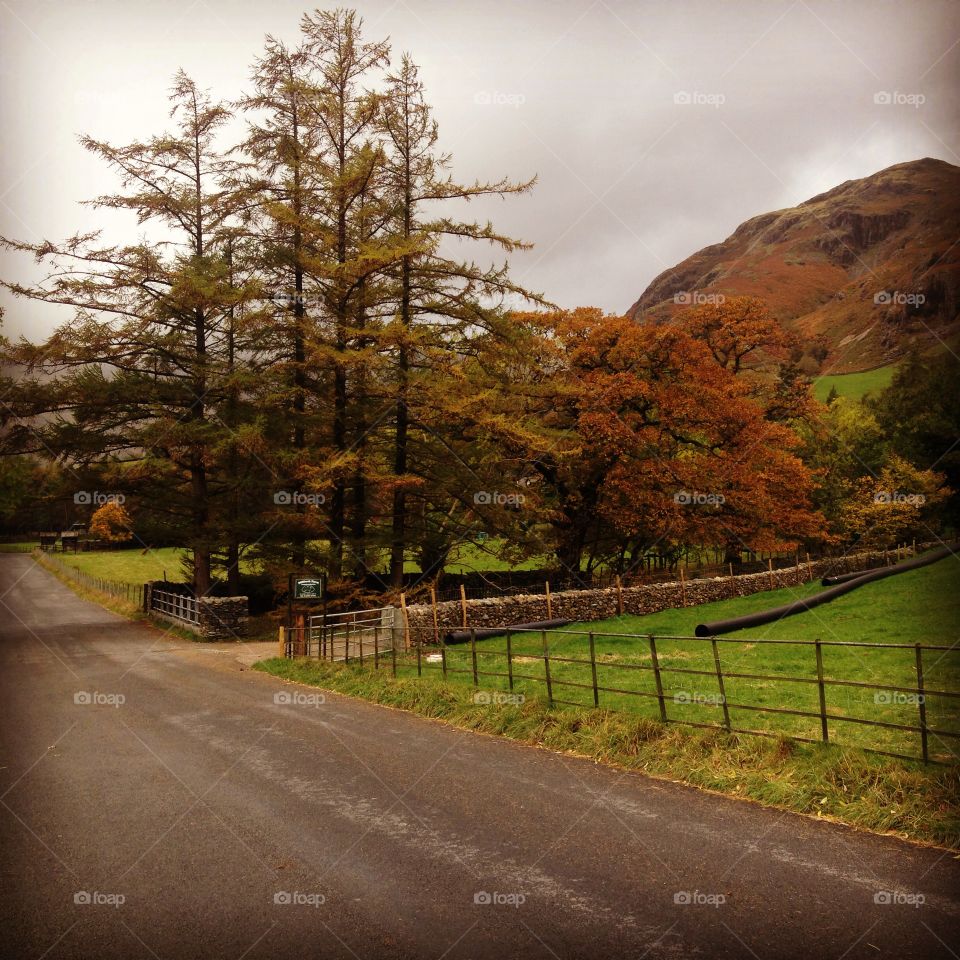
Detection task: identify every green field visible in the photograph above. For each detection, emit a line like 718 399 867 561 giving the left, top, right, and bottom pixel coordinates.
813 364 896 403
53 547 190 584
357 558 960 762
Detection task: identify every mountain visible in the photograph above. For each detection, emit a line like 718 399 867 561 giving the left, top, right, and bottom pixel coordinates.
627 158 960 374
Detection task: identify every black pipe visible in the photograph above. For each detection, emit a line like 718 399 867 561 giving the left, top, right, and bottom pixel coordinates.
696 544 956 637
444 618 573 644
821 543 958 586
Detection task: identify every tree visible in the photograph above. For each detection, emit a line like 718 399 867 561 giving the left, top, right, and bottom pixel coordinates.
1 73 250 595
89 501 134 543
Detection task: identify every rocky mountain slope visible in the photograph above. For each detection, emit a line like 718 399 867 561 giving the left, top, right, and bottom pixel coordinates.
627 158 960 373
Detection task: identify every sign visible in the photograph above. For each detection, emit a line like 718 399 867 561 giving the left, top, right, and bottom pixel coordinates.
294 577 324 600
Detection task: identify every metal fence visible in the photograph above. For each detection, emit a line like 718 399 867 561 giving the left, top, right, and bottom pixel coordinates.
282 625 960 765
35 552 146 607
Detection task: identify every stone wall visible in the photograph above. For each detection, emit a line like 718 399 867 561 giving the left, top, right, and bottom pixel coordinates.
145 582 249 639
197 597 249 640
403 550 899 638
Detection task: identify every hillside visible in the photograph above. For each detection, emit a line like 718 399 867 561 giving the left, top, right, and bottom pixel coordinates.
627 158 960 373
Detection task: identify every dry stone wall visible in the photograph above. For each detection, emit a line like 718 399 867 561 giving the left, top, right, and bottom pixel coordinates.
403 550 898 637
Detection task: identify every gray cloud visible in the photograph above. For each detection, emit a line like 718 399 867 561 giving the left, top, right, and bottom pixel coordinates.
1 0 958 339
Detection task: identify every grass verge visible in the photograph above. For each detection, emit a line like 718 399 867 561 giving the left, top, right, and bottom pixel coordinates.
254 655 960 849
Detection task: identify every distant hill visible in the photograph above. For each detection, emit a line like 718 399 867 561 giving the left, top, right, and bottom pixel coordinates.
627 158 960 373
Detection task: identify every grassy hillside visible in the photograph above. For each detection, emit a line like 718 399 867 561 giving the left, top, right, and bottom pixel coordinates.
813 364 896 402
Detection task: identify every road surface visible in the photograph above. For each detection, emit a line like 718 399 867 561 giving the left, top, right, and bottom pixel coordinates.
1 554 957 959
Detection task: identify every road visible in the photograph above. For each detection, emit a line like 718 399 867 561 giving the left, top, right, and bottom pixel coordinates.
1 553 957 959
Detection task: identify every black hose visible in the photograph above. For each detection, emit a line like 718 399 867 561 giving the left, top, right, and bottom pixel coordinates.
444 618 573 644
821 543 958 586
695 543 956 637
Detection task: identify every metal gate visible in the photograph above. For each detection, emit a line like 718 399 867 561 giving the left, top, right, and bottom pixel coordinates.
307 606 396 661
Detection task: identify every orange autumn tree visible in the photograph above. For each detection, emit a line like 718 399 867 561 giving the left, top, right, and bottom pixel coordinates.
89 501 134 543
502 308 824 572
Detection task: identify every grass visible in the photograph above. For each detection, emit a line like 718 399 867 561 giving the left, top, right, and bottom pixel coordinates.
255 655 960 849
52 546 190 584
813 364 896 403
255 556 960 846
425 558 960 761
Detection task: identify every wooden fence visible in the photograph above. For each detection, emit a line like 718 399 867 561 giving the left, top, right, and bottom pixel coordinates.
282 625 960 765
36 552 145 607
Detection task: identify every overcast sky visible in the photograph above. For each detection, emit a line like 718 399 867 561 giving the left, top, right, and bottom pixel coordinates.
1 0 958 341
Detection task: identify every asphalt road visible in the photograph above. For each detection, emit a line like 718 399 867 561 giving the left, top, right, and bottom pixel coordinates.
1 554 958 960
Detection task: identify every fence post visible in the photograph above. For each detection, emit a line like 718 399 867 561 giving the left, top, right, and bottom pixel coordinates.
615 575 624 616
589 632 599 707
459 584 468 629
806 552 812 582
679 568 687 606
767 558 774 591
815 639 828 743
400 592 411 650
506 629 514 692
374 626 380 671
711 639 731 731
541 630 553 707
545 581 552 620
915 643 928 763
278 624 285 659
648 635 667 723
470 629 479 686
430 586 439 643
